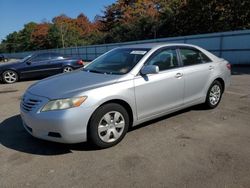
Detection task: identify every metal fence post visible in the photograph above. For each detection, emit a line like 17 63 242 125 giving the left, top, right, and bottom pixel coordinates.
183 37 187 43
219 34 224 58
95 46 97 59
85 47 88 61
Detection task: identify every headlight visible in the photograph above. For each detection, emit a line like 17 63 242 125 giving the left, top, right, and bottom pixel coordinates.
41 96 87 112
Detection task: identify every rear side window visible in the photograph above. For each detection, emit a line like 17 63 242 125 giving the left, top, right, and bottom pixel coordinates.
50 53 63 59
199 52 211 63
179 48 211 66
147 49 179 71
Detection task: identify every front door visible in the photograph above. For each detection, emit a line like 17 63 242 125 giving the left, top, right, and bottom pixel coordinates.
134 48 184 120
20 53 52 78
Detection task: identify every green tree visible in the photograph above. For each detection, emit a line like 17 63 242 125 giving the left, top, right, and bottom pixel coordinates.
2 32 22 53
19 22 37 51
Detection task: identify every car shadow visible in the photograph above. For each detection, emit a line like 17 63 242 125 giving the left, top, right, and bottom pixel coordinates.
0 115 96 155
0 105 209 155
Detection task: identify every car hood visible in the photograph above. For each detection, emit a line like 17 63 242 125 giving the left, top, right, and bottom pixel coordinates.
0 61 22 69
28 70 122 99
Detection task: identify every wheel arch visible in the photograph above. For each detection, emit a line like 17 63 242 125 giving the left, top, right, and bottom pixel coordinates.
86 99 134 140
214 77 225 93
63 64 73 68
1 69 20 81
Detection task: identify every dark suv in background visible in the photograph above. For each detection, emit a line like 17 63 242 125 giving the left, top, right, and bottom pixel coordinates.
0 52 84 84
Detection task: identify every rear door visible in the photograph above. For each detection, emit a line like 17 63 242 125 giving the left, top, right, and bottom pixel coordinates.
134 47 184 120
178 47 214 105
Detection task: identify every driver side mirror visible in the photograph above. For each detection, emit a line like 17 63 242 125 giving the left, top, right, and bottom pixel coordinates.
140 65 159 75
26 61 32 65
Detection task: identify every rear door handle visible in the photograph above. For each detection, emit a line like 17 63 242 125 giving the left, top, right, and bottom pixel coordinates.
175 73 183 78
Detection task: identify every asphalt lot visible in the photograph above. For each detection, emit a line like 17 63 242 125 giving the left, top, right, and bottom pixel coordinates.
0 67 250 188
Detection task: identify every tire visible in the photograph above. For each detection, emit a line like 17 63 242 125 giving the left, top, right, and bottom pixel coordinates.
89 103 129 148
63 66 73 73
205 80 223 109
2 70 18 84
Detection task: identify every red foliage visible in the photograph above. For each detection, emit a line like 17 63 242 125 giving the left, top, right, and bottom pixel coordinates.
31 23 50 47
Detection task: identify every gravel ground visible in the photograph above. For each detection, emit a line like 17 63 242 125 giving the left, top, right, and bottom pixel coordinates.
0 67 250 188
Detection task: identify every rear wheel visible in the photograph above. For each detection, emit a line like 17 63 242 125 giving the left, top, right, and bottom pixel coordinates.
63 66 73 73
89 103 129 148
2 70 18 84
205 80 222 109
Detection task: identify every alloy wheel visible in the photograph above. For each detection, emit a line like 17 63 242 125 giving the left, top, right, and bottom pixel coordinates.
3 71 17 84
209 84 221 106
63 66 73 73
98 111 125 143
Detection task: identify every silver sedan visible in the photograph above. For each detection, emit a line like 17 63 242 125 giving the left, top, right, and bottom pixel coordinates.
20 43 231 148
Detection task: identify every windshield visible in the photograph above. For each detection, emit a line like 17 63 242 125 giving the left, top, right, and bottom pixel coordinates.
21 54 33 62
84 48 150 75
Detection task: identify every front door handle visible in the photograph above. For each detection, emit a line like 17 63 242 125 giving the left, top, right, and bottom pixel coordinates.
209 65 214 70
175 73 183 78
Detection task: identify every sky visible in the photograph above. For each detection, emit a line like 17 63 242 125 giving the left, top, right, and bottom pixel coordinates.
0 0 116 41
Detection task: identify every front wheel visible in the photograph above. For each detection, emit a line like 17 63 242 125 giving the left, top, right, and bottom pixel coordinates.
89 103 129 148
205 80 223 109
2 70 18 84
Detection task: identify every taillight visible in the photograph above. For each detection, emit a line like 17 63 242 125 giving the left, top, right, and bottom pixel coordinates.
226 63 231 70
77 59 84 65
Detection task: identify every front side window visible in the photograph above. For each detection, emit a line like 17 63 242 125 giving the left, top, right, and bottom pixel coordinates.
31 53 50 62
179 48 211 66
84 48 149 75
147 49 179 71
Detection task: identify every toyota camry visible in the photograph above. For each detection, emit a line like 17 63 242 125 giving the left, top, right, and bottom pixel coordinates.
20 43 231 148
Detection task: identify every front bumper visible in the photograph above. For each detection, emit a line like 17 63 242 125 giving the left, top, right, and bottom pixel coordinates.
20 92 94 144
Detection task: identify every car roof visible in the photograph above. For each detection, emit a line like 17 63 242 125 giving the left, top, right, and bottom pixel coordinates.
119 43 200 50
118 42 220 62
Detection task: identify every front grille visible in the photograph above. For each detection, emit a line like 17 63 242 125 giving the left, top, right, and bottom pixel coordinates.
21 97 42 112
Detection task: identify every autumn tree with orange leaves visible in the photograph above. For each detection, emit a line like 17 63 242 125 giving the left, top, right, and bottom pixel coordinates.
31 23 50 50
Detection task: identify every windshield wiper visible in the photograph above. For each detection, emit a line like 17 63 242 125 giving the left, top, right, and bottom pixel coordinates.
84 69 104 74
104 71 113 75
83 69 118 75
